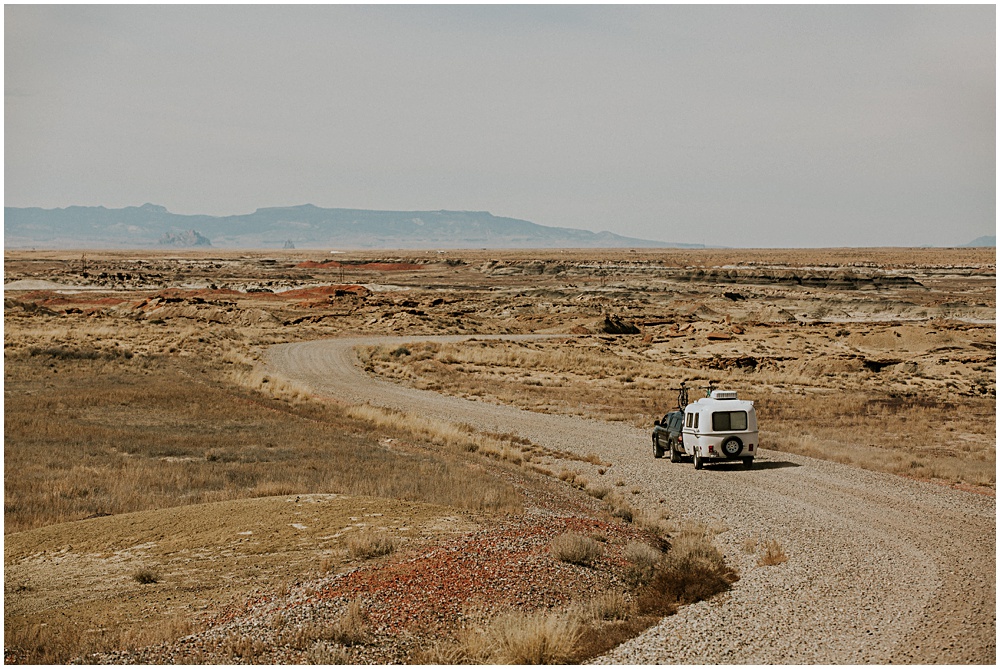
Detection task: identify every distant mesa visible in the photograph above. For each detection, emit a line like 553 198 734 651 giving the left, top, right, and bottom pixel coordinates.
158 230 212 247
4 203 698 250
963 235 996 248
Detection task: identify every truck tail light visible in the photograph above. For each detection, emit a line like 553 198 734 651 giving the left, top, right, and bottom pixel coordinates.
708 445 715 454
749 444 754 452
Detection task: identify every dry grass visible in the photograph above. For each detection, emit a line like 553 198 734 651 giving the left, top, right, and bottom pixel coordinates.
757 538 789 566
3 352 522 533
584 591 634 622
346 532 400 560
304 642 352 664
4 613 197 665
624 541 664 587
635 524 738 616
549 533 604 566
221 633 269 662
489 610 582 664
452 610 583 664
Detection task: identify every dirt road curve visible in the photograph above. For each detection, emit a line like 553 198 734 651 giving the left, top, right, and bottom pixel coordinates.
267 336 996 664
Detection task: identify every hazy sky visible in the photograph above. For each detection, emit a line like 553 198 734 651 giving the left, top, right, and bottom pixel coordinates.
5 5 995 247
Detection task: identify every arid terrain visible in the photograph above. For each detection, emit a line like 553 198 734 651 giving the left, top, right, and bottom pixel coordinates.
4 247 995 663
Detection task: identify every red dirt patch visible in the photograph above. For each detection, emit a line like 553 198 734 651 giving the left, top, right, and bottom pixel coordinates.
13 291 128 308
310 515 632 636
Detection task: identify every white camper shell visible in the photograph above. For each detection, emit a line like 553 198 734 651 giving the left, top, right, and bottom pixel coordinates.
681 390 758 469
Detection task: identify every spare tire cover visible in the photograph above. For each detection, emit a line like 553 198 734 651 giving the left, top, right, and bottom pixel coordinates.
721 436 743 458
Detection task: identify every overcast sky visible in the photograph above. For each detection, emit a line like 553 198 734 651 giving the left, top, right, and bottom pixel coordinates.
5 5 995 247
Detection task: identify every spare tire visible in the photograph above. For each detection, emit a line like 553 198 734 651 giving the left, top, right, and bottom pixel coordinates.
721 436 743 458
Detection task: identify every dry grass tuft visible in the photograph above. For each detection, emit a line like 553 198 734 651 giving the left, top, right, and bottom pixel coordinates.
493 610 582 664
421 609 582 664
277 598 369 650
481 610 583 664
347 532 400 560
221 633 269 662
584 591 634 622
757 538 789 566
624 541 663 587
131 568 160 585
550 533 603 567
585 484 611 500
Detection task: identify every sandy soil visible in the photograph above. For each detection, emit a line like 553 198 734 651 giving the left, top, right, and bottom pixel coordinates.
4 495 476 651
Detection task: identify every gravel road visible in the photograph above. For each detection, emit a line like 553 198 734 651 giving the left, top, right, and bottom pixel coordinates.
266 335 996 664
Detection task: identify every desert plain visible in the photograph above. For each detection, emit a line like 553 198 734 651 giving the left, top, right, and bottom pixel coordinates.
3 247 996 663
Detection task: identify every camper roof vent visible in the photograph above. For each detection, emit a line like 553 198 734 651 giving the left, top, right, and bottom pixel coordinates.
711 390 739 400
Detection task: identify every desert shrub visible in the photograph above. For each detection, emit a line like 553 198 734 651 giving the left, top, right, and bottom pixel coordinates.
757 538 788 566
221 633 268 662
132 568 159 584
585 485 610 500
330 599 370 646
624 541 662 587
550 533 603 567
741 536 758 553
347 532 399 560
4 612 195 664
584 591 633 622
635 527 736 615
28 346 132 360
486 610 582 664
610 505 634 523
632 508 672 536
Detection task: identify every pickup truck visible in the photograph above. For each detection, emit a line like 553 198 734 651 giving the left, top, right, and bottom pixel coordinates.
651 411 685 462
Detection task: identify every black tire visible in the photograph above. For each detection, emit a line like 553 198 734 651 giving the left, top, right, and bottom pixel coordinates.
721 436 744 459
693 452 703 470
743 457 754 469
653 435 664 459
670 441 681 463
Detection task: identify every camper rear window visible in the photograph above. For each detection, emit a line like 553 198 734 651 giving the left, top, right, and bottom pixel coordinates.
712 411 747 431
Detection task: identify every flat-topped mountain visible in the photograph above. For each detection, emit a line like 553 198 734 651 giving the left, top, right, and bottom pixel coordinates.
4 203 699 250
